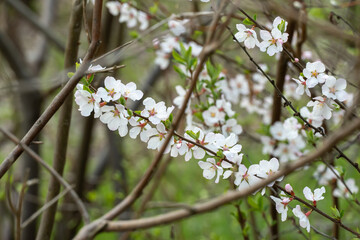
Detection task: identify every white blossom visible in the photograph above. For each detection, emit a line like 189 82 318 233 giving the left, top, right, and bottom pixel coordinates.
292 205 311 232
74 85 101 117
141 97 174 124
307 96 332 120
168 19 189 36
120 82 143 101
303 61 327 88
97 76 122 102
234 24 259 49
303 186 326 204
292 76 311 97
270 193 291 221
333 178 359 199
198 158 224 183
222 119 243 137
322 76 347 101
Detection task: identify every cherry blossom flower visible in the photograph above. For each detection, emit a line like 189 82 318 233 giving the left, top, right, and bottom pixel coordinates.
222 153 243 179
313 164 339 185
216 98 235 117
333 178 359 199
168 19 189 36
203 106 225 126
234 24 259 49
74 85 101 117
292 76 311 97
270 122 287 141
234 164 261 191
120 82 143 101
106 1 122 16
100 104 128 134
258 18 289 56
270 192 291 221
137 11 149 30
141 97 174 124
214 133 242 157
307 96 332 120
173 85 187 107
283 117 301 140
198 158 224 183
129 117 153 142
261 136 276 155
292 205 311 232
303 186 326 205
119 3 138 28
258 158 283 194
273 143 299 162
160 35 180 53
154 50 171 69
300 107 323 128
147 123 171 153
322 76 347 101
303 61 327 88
97 76 122 102
170 138 188 157
222 119 243 137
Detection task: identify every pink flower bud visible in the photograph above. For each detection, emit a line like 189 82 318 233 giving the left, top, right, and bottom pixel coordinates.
294 58 299 62
285 184 293 194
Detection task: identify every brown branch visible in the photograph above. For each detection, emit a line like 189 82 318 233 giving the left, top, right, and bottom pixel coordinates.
36 0 84 239
0 0 103 179
0 128 90 224
4 0 65 52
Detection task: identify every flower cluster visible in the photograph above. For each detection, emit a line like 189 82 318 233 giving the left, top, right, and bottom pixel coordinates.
106 2 149 30
153 19 202 69
271 184 326 232
235 17 289 56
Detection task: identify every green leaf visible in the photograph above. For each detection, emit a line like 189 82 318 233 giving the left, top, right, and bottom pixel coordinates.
164 119 171 130
127 109 133 117
242 18 254 25
169 113 173 123
253 14 257 21
149 3 158 14
76 62 80 70
67 72 74 78
192 30 203 39
193 111 204 121
186 130 198 140
120 96 126 105
277 20 286 33
247 197 259 210
87 74 94 84
129 30 139 39
195 130 200 139
216 150 224 159
172 50 186 65
173 65 186 80
331 206 341 220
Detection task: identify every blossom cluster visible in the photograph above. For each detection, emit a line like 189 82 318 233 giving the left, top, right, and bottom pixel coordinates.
153 19 203 69
74 63 283 194
106 2 149 30
235 17 289 56
271 184 326 232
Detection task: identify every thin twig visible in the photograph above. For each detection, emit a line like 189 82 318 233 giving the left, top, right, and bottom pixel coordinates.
21 186 73 228
0 128 90 224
